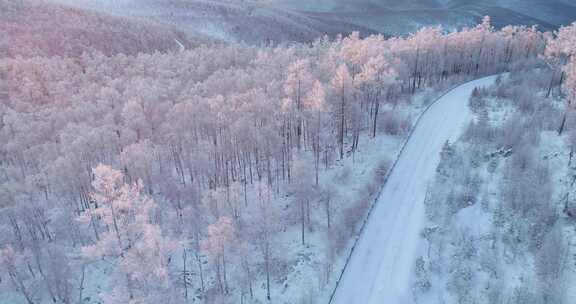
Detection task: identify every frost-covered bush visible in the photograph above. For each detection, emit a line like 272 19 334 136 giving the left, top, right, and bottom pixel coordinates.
413 256 431 293
469 95 488 116
381 111 401 135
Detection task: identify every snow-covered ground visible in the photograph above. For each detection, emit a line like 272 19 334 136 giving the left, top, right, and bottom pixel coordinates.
411 71 575 304
330 76 499 304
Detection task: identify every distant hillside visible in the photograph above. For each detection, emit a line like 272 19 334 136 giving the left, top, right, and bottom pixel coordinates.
0 0 206 58
43 0 576 44
45 0 380 44
275 0 576 34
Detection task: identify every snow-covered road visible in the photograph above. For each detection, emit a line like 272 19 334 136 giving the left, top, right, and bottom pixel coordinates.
331 75 499 304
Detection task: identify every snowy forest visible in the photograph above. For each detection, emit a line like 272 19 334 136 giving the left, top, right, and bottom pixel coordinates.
1 0 576 304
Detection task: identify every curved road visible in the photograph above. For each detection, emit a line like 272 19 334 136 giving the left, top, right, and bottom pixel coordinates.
331 75 499 304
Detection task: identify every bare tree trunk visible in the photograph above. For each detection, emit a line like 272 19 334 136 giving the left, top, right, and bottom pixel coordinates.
222 252 229 294
325 195 331 229
306 199 311 231
558 112 567 135
315 112 321 186
547 70 556 98
182 248 188 300
372 99 380 138
195 251 205 293
8 268 35 304
559 71 565 96
265 245 271 301
78 265 85 304
300 199 306 246
109 204 123 257
339 89 346 160
412 48 420 94
216 258 224 294
125 272 135 300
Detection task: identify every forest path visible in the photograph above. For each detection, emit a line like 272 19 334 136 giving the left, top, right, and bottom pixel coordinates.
330 75 499 304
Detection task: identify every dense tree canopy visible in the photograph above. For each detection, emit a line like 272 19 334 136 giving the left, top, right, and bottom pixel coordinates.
0 14 569 303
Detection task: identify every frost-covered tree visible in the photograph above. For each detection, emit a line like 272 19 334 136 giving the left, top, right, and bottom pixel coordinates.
331 64 353 159
0 246 35 304
545 22 576 133
290 158 316 246
78 165 175 303
252 181 277 300
303 80 327 185
201 216 235 295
